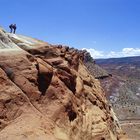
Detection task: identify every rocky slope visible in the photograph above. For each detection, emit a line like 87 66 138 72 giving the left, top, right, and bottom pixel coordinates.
0 27 126 140
83 50 110 79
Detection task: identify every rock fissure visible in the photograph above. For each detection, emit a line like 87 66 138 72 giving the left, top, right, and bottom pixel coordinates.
0 67 43 117
35 62 53 96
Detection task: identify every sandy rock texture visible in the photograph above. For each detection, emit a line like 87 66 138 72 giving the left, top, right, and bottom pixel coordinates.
0 28 126 140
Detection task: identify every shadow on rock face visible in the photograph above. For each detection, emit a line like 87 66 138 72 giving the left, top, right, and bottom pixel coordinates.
36 62 53 96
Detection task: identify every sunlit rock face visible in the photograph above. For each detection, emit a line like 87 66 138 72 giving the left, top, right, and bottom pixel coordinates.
0 28 19 49
0 27 126 140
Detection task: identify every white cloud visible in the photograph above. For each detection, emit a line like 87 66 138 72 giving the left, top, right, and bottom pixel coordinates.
82 48 104 58
82 47 140 58
122 48 140 56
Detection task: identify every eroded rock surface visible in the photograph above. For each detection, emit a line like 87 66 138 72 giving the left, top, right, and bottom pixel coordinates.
0 28 126 140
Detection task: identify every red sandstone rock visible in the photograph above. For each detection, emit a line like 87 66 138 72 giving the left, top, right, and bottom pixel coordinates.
0 29 127 140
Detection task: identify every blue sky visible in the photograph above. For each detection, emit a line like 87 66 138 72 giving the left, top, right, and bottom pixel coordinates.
1 0 140 58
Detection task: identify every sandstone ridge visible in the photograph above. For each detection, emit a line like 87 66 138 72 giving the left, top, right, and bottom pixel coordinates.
0 28 126 140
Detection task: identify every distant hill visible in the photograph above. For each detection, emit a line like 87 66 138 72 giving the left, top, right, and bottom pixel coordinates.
95 56 140 139
96 56 140 121
96 56 140 65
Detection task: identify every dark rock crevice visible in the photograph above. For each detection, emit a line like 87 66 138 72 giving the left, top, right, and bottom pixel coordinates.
65 104 77 122
37 72 53 95
35 61 53 96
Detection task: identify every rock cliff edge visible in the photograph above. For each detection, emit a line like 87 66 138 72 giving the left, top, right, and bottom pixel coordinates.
0 28 126 140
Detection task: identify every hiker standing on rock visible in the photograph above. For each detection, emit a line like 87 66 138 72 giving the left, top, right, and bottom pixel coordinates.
13 24 17 34
9 24 17 34
9 24 13 33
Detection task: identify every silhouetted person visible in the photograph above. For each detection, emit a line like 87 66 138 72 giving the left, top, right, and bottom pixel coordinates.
13 24 17 34
9 24 13 33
